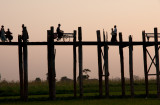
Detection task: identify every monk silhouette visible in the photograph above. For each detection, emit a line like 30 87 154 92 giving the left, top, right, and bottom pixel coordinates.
5 28 13 42
56 24 63 40
22 24 29 41
111 25 117 42
0 25 7 42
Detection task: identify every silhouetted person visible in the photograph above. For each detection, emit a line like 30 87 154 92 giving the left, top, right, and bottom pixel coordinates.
22 24 29 41
56 24 63 40
5 28 13 42
0 25 7 42
111 25 117 42
111 28 114 42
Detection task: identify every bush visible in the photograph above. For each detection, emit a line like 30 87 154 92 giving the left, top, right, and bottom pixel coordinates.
60 76 72 82
35 77 41 82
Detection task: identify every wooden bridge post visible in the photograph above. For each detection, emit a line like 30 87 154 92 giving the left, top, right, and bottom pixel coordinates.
154 28 160 97
78 27 83 97
142 31 149 97
18 35 24 100
73 30 77 97
47 26 56 100
129 35 134 97
23 30 28 101
103 33 109 97
97 30 103 97
119 32 125 97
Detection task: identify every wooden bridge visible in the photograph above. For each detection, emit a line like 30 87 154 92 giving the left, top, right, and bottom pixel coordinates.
1 26 160 101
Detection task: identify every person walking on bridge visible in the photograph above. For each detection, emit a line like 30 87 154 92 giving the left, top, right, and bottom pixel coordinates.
0 25 7 42
111 25 117 42
22 24 29 41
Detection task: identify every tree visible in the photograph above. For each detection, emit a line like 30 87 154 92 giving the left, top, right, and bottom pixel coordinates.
0 73 1 81
133 75 140 80
82 69 91 79
77 69 91 80
35 77 41 82
60 76 72 82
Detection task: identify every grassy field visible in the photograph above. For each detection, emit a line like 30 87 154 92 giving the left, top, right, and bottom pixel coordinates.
1 98 160 105
0 79 159 105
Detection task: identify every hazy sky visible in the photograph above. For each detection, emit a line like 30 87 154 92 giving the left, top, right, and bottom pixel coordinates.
0 0 160 81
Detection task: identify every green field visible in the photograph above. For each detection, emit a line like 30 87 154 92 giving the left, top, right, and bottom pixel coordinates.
0 79 159 105
1 98 160 105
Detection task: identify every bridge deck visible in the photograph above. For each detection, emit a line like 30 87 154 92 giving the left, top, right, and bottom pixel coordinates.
0 41 159 46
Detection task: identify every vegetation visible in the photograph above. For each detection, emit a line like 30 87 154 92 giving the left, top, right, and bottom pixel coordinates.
77 68 92 80
60 76 72 82
35 77 41 82
0 78 157 97
0 78 159 104
1 98 160 105
82 68 91 80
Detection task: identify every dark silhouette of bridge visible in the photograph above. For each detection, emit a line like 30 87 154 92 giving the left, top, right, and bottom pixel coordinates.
0 26 160 101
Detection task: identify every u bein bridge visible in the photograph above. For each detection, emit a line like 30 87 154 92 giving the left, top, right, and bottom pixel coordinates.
1 26 160 101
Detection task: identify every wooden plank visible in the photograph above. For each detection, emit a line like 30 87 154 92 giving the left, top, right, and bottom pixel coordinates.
73 30 77 97
18 35 24 100
23 30 28 101
154 28 160 98
54 33 74 34
145 33 160 34
47 27 56 100
52 28 55 98
103 33 109 97
47 30 51 98
27 42 160 46
78 27 83 98
129 35 134 97
97 30 103 97
51 27 56 100
0 42 19 45
119 32 125 97
142 31 149 97
1 41 160 46
148 74 157 76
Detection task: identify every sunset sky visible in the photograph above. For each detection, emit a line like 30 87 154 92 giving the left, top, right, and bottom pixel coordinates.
0 0 160 81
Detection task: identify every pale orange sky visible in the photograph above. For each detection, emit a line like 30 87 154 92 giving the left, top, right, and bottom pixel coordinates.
0 0 160 81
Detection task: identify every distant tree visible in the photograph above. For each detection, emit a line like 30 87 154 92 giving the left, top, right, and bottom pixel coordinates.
133 75 140 80
77 69 91 80
1 79 7 84
60 76 72 82
35 77 41 82
113 77 121 81
82 69 91 79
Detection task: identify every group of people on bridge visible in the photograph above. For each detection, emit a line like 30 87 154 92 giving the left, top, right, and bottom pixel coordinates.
56 24 118 42
0 24 117 42
0 24 29 42
0 25 13 42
